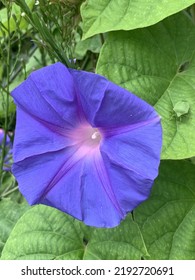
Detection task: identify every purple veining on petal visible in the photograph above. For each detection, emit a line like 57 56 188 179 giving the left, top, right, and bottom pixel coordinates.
101 120 162 180
70 68 158 128
101 116 161 138
37 147 84 204
37 123 103 203
93 151 124 217
16 104 71 137
13 107 75 163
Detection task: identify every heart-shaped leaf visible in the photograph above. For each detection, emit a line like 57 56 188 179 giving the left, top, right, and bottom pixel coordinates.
135 160 195 260
97 12 195 159
81 0 195 39
1 205 147 260
84 215 148 260
0 200 28 256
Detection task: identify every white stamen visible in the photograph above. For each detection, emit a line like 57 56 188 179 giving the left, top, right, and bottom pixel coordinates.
91 131 100 140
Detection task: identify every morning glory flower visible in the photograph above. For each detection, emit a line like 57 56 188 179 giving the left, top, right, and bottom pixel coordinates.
11 62 162 228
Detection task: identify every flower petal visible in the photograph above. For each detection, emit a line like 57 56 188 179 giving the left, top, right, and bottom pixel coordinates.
100 153 153 214
70 69 157 127
99 119 162 213
11 63 82 129
12 146 78 205
42 153 123 227
101 118 162 179
13 107 73 162
13 148 122 227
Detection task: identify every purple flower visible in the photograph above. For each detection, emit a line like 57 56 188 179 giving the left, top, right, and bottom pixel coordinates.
11 62 162 228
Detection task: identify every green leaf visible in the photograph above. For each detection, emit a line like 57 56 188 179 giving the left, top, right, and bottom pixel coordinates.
84 215 148 260
81 0 195 39
0 200 28 257
74 34 102 60
97 12 195 159
1 205 85 260
134 160 195 260
1 205 147 260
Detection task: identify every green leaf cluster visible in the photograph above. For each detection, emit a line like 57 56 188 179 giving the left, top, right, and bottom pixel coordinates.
1 204 147 260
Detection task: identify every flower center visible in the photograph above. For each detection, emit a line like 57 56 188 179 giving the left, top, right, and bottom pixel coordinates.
69 124 102 156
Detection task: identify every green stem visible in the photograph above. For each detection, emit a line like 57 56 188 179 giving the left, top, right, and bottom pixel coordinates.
0 1 11 184
15 0 74 68
0 186 19 198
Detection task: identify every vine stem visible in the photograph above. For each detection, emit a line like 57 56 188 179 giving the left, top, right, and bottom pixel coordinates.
0 186 19 198
0 1 11 184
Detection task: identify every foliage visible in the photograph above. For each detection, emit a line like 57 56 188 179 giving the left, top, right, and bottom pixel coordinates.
0 0 195 260
134 160 195 260
81 0 195 39
1 205 147 260
96 12 195 159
